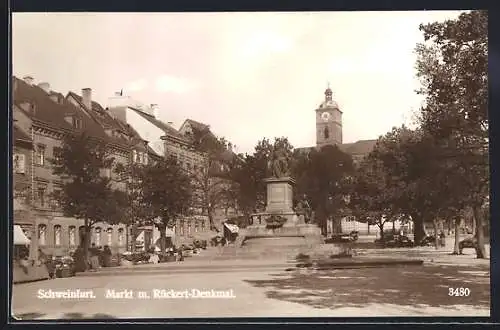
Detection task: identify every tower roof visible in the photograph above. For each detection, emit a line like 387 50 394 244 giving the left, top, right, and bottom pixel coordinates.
318 83 339 110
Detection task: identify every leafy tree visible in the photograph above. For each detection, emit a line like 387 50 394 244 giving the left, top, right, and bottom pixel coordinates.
351 152 397 241
140 157 193 255
188 125 239 230
295 145 354 235
114 161 153 252
229 153 264 216
51 132 124 266
415 10 488 257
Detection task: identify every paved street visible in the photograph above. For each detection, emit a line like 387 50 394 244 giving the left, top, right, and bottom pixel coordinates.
12 247 490 319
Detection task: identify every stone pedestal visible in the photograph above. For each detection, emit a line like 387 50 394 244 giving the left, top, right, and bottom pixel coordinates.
264 177 295 213
238 176 322 253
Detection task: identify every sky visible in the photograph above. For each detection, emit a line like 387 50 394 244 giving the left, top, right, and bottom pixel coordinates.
12 11 466 154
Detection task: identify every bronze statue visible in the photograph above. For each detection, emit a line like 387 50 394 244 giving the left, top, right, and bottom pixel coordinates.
296 194 312 223
269 146 291 178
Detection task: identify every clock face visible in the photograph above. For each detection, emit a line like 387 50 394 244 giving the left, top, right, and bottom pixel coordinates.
321 112 331 122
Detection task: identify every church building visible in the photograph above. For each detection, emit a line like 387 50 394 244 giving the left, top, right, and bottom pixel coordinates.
297 85 378 165
297 86 383 235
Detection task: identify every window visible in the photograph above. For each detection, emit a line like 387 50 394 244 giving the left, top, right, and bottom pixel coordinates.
36 144 46 166
107 228 113 246
38 224 46 245
194 221 199 233
72 117 82 129
144 154 149 165
201 220 206 231
13 153 26 174
53 147 62 163
118 228 124 246
69 226 76 246
104 168 111 178
37 186 46 207
54 225 61 246
52 188 62 208
187 222 191 236
94 227 102 246
324 127 329 139
132 150 138 163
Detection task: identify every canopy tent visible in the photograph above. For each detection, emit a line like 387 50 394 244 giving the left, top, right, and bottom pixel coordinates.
135 230 145 242
14 225 30 245
224 223 239 234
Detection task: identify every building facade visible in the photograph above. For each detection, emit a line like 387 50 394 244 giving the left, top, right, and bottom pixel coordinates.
107 95 214 246
12 76 135 256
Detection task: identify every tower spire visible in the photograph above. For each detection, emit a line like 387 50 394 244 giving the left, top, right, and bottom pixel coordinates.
325 82 332 101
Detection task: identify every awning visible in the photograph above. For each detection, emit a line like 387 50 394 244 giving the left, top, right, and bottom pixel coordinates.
224 223 239 234
135 230 145 242
14 225 30 245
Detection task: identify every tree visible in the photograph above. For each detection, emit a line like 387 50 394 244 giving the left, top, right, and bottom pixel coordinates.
140 157 193 255
188 126 239 230
415 10 488 258
351 152 397 242
295 145 354 235
51 132 124 267
114 161 153 252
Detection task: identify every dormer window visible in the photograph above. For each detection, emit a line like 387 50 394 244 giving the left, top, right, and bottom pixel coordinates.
132 150 149 165
64 114 82 129
73 117 82 129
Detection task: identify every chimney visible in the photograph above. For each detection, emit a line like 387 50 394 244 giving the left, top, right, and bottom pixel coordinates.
23 76 34 85
167 121 173 126
150 104 159 118
82 88 92 110
38 82 50 94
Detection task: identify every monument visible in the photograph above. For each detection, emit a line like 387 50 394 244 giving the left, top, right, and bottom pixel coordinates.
236 145 323 257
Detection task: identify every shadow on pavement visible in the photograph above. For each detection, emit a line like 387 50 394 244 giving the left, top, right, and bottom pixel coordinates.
245 264 490 311
13 312 117 320
60 312 117 319
14 312 46 320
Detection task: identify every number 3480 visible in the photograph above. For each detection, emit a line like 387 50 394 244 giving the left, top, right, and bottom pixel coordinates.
448 287 471 297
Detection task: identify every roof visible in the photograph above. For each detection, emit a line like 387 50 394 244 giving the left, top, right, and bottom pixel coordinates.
182 118 209 132
13 76 79 132
339 139 377 156
13 124 32 146
67 92 161 158
295 139 377 157
129 107 189 142
67 92 131 147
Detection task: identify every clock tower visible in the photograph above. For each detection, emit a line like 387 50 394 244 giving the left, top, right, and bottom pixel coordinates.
315 85 342 148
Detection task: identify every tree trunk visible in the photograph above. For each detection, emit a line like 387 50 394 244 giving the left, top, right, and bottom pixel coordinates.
471 212 476 235
130 225 138 253
208 210 216 231
378 222 385 242
412 214 425 244
83 220 91 270
29 222 39 261
447 218 452 236
158 224 167 257
433 219 439 250
473 206 486 259
452 217 461 255
392 219 396 232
